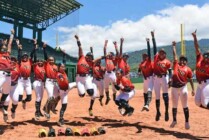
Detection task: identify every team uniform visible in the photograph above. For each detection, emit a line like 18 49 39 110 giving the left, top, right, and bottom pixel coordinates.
170 60 193 129
195 54 209 108
139 57 154 110
118 58 130 77
115 76 135 116
153 53 171 121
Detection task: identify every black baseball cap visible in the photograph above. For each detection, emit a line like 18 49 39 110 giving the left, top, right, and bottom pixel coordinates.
179 55 188 62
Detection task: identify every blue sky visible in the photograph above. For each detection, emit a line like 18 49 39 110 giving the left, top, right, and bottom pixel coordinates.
1 0 209 57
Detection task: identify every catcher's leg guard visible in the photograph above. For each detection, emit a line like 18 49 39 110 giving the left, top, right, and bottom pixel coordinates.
183 107 189 122
172 108 177 122
163 93 169 121
115 100 121 107
119 99 134 116
87 89 94 96
155 99 161 121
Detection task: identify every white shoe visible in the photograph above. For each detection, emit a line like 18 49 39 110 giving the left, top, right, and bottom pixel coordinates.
11 112 15 119
170 121 177 128
3 114 8 123
118 107 125 115
2 108 8 115
141 105 149 112
185 122 190 130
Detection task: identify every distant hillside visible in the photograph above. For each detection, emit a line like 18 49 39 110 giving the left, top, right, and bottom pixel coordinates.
127 39 209 71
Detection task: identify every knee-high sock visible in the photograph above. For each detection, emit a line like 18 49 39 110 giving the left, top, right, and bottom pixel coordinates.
11 104 18 113
163 93 169 113
172 108 177 122
183 107 189 122
89 99 95 110
156 99 160 113
60 104 67 119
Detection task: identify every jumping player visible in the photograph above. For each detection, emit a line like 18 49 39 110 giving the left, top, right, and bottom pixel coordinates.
170 41 194 129
117 38 130 78
151 31 172 121
114 69 135 116
192 30 209 109
138 38 153 112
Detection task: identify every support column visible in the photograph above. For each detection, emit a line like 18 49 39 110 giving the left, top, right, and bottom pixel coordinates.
18 24 23 42
37 29 42 45
13 20 18 37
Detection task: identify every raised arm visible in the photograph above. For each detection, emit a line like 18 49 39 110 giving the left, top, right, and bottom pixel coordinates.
30 39 37 60
43 43 48 60
119 37 124 57
104 40 108 57
188 78 195 96
151 31 157 55
191 30 201 56
146 38 151 58
7 29 15 54
172 41 178 61
74 35 83 58
16 39 22 64
113 41 119 57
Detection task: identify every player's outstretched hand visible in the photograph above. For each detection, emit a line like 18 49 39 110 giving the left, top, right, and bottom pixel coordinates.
151 30 155 37
146 38 149 42
11 29 15 35
172 41 176 46
120 37 124 43
104 40 108 46
113 41 117 45
74 35 79 40
191 29 197 37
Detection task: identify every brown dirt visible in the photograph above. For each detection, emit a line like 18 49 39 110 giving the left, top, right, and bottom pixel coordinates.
0 89 209 140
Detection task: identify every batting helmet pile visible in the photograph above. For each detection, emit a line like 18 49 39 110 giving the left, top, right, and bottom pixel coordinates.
98 127 106 134
65 128 74 136
38 128 47 138
81 128 90 136
57 128 65 136
90 127 99 136
48 128 56 137
73 128 81 136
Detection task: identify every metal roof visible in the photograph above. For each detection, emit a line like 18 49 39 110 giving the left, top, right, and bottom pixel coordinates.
0 0 82 29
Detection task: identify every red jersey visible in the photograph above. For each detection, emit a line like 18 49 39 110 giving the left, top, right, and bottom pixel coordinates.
19 59 32 78
11 63 20 83
196 54 209 82
34 64 45 81
0 52 11 71
57 72 69 91
153 53 171 75
118 58 130 75
93 65 105 79
172 60 192 85
105 58 115 71
44 62 58 79
116 76 134 92
77 55 93 74
139 58 153 78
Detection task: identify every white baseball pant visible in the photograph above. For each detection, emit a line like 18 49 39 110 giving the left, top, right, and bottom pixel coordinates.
116 90 135 101
33 80 44 102
153 75 169 100
45 78 59 98
104 71 116 93
4 84 19 106
143 76 154 93
171 85 188 108
93 79 104 96
195 80 209 108
17 77 32 96
0 71 11 94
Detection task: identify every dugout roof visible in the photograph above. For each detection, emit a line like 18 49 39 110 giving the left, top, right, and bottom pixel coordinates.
0 0 82 29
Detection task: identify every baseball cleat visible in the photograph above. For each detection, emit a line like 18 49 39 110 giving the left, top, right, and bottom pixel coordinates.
11 112 15 119
44 112 50 121
105 97 111 105
165 112 169 121
22 100 26 110
185 122 190 130
170 121 177 128
35 112 40 121
127 107 134 116
3 114 8 123
118 107 125 115
57 118 64 126
39 111 44 117
99 98 103 106
1 108 8 115
155 112 161 121
141 105 149 112
89 109 93 116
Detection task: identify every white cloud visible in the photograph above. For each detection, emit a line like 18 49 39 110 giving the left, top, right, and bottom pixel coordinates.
57 4 209 58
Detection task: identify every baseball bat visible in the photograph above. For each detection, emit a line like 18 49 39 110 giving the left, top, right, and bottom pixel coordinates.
90 46 94 60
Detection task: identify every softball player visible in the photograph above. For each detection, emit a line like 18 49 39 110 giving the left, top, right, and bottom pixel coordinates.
16 39 36 110
192 30 209 109
3 56 19 122
138 38 153 112
114 69 135 116
42 43 59 120
117 38 130 78
32 39 45 120
151 31 172 121
170 41 194 129
103 40 118 105
0 30 14 119
74 35 98 116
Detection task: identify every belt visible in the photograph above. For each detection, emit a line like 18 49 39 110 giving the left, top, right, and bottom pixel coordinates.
155 74 166 78
95 78 103 81
47 78 57 82
172 84 185 88
11 82 17 86
144 75 152 80
20 77 30 80
77 73 89 77
2 71 11 76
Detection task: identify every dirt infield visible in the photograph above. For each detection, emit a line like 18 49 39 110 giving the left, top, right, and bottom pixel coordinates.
0 88 209 140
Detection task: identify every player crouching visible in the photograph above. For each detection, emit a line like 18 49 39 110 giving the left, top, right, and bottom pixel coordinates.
114 69 135 116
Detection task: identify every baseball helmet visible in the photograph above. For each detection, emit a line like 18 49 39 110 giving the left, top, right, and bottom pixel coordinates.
38 128 47 137
48 128 56 137
116 68 124 74
123 53 129 58
65 127 74 136
58 128 65 136
159 48 166 54
73 128 81 136
179 55 188 62
10 56 17 62
22 52 29 58
86 52 93 57
98 127 106 134
90 127 99 136
81 128 90 136
109 52 115 56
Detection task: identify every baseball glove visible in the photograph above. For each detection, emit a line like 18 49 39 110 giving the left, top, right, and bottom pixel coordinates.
98 127 106 134
48 128 56 137
81 128 90 136
65 127 73 136
90 127 99 136
38 128 47 137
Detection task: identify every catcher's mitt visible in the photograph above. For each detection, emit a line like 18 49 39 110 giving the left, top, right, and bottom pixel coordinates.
98 127 106 134
73 128 81 136
81 128 90 136
57 128 65 136
90 127 99 136
65 127 73 136
38 128 47 137
48 128 56 137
